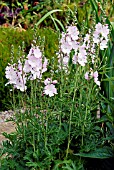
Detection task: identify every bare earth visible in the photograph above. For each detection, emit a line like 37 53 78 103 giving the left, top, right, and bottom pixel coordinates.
0 111 16 145
0 122 16 144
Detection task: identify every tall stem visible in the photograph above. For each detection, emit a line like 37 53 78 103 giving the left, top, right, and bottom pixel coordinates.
66 68 78 158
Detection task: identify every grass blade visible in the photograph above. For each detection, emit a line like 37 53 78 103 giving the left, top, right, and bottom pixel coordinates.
35 9 63 27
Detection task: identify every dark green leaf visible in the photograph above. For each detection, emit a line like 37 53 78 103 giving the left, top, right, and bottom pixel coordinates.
74 147 114 159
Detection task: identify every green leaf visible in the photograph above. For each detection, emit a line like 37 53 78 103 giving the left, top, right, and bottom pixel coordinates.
50 14 59 31
52 16 65 32
103 135 114 141
74 147 114 159
89 0 100 22
36 9 63 27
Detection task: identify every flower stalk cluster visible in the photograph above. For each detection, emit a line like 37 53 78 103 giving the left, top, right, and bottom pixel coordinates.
5 45 58 97
58 22 109 86
5 22 110 96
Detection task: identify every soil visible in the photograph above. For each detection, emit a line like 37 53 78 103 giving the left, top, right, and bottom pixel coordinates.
0 111 16 146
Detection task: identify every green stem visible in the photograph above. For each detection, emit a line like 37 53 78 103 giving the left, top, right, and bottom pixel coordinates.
66 68 78 158
30 80 36 152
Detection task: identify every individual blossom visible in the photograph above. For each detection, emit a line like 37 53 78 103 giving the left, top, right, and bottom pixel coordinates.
75 46 87 66
99 39 108 50
44 84 57 97
28 46 42 59
92 71 100 86
43 78 58 97
23 60 32 73
14 72 27 92
42 58 48 73
67 25 79 41
44 78 57 85
60 39 72 55
44 78 52 85
27 55 42 68
85 72 89 80
30 67 42 80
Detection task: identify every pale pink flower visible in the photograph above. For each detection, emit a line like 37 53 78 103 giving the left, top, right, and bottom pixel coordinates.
5 65 17 85
92 71 100 86
44 84 57 97
24 46 48 80
93 33 100 44
72 54 78 64
85 72 89 80
43 78 58 97
58 54 69 70
23 60 32 73
77 46 87 66
93 71 98 79
28 55 41 68
71 41 79 51
44 78 51 85
42 58 48 73
28 46 42 58
65 36 72 45
94 78 100 86
63 55 69 66
95 22 103 32
102 24 110 37
5 63 27 91
15 75 27 92
100 39 108 50
52 80 58 84
67 25 79 40
30 68 42 80
61 40 72 54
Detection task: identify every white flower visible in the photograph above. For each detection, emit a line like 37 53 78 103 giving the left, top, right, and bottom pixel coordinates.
42 58 48 73
23 60 31 73
67 25 79 40
5 65 17 84
44 78 51 85
77 46 87 66
85 72 89 80
28 46 42 58
44 84 57 97
61 40 72 54
28 55 41 68
72 54 78 64
92 71 100 86
100 39 108 50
